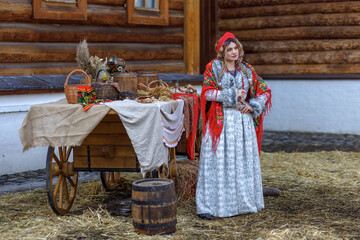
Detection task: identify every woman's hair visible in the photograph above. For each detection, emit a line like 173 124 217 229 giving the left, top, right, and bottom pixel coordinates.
215 38 249 80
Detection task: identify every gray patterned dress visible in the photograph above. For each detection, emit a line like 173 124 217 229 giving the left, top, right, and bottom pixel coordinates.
196 60 268 217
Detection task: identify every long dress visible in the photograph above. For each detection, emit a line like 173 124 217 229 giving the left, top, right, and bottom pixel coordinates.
196 59 269 217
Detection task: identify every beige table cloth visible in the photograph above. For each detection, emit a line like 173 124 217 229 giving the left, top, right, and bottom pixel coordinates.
19 99 184 175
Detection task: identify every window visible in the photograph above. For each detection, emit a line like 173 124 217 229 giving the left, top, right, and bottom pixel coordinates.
135 0 158 8
128 0 169 26
33 0 87 20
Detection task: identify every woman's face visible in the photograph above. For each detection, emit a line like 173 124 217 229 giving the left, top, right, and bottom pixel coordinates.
224 42 239 62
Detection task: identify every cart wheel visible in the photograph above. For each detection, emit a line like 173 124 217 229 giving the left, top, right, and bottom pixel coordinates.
100 172 121 191
46 146 78 215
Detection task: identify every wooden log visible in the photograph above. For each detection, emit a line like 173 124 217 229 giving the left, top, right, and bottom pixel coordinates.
242 39 360 53
0 23 184 43
87 4 126 26
219 1 360 19
0 61 185 76
168 10 184 27
87 0 125 6
0 43 183 63
0 1 183 27
227 26 360 41
169 0 184 10
126 60 185 73
219 13 360 31
219 0 353 8
244 50 360 65
254 63 360 75
0 0 32 20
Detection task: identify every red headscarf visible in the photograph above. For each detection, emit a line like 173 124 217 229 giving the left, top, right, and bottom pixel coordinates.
216 32 236 52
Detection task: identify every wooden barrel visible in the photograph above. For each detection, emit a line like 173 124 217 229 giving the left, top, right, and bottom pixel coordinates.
112 72 138 96
137 71 159 90
132 178 177 235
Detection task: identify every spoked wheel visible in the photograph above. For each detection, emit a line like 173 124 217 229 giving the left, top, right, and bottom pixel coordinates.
46 146 78 215
100 172 121 191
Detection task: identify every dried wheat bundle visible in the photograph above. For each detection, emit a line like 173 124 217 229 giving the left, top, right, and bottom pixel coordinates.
75 40 92 76
76 40 107 79
149 86 173 99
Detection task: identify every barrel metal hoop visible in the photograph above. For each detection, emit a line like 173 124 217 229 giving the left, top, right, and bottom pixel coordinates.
133 219 177 231
132 196 177 206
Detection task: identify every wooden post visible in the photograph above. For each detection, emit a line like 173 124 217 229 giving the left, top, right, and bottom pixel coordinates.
184 0 200 74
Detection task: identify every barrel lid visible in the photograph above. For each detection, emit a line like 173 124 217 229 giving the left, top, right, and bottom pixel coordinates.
132 179 174 191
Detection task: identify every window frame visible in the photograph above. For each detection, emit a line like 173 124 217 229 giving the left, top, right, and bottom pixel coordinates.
127 0 169 26
33 0 87 21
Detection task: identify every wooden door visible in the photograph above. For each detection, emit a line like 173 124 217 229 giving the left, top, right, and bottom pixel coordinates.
199 0 218 73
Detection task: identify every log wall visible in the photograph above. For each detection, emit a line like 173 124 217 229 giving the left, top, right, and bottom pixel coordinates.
218 0 360 75
0 0 185 76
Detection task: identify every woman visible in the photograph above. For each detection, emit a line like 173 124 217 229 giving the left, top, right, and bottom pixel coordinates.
196 32 271 219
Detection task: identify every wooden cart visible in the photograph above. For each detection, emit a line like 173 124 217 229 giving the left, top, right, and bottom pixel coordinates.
46 110 178 215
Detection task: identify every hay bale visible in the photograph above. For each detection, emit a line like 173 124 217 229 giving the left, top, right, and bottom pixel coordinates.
176 160 199 201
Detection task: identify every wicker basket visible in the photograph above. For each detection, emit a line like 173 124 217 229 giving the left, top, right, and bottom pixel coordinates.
64 69 91 104
137 71 159 91
91 70 119 100
148 79 168 89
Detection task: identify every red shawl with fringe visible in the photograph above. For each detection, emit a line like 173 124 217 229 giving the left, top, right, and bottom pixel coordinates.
201 59 272 155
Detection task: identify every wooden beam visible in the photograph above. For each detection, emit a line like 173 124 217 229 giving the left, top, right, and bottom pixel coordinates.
73 145 135 157
0 43 183 63
0 23 184 44
184 0 200 74
242 39 360 53
219 1 360 19
219 13 360 30
219 0 353 8
228 26 360 41
0 61 185 76
245 50 360 65
73 156 137 169
254 63 360 75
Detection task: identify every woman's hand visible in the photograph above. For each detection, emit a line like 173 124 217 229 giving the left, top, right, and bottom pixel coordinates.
237 89 246 101
238 99 254 114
